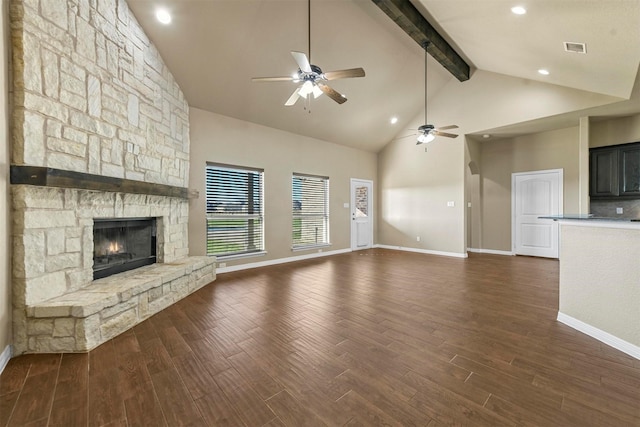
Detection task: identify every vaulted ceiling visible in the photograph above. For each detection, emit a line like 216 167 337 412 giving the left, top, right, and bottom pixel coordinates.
127 0 640 152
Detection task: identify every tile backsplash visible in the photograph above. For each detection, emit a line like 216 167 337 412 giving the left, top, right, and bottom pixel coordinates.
590 199 640 218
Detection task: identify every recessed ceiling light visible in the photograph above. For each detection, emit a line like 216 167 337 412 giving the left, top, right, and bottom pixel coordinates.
538 69 550 75
511 6 527 15
482 134 491 139
156 8 172 24
390 117 398 124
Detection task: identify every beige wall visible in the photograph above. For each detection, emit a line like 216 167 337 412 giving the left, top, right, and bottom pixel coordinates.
424 69 624 135
377 66 625 256
377 130 466 254
1 0 10 358
188 107 377 267
590 114 640 148
478 126 580 252
466 138 482 249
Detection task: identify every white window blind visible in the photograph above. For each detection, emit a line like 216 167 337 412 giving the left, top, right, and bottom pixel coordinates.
206 164 264 257
292 173 329 248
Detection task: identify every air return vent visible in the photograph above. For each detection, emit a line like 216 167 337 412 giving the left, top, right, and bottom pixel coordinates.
564 42 586 54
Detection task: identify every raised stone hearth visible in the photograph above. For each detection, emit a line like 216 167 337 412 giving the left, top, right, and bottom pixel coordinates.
25 256 215 353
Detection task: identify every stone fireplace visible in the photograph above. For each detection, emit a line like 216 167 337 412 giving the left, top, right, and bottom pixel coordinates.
9 0 215 354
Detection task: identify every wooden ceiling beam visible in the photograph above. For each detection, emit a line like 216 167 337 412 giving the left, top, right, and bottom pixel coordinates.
371 0 470 82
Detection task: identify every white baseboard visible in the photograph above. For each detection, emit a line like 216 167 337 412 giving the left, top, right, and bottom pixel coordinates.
467 248 515 256
217 245 470 273
374 244 468 259
0 345 12 374
216 248 352 274
557 312 640 360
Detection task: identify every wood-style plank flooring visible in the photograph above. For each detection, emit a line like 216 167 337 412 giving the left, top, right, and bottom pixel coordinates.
2 249 639 426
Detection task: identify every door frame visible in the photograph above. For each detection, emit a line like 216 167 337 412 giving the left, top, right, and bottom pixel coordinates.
511 168 563 257
350 178 374 251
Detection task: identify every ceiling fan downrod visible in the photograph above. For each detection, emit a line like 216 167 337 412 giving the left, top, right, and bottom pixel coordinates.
418 42 435 144
307 0 311 62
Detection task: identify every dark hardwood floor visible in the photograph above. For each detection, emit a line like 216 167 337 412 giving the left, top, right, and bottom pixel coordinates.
2 249 639 426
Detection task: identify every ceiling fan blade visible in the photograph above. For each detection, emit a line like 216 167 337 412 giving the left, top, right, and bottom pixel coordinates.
437 125 458 131
252 76 294 82
284 88 301 106
291 51 312 73
433 131 458 138
323 68 366 80
316 82 347 104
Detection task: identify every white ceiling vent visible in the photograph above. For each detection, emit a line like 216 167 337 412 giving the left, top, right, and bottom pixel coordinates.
564 42 587 54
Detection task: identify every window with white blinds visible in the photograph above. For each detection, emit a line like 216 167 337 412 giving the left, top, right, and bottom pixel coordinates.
292 173 329 248
205 163 264 257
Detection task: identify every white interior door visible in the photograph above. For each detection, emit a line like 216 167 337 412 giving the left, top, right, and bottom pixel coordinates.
350 179 373 250
512 169 563 258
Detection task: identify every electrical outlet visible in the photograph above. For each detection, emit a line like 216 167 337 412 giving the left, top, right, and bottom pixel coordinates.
218 262 226 268
616 207 623 214
416 236 420 242
447 201 455 207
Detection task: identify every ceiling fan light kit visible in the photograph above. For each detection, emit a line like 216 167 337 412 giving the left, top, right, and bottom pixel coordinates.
251 0 365 108
415 134 434 145
417 125 436 144
298 80 322 99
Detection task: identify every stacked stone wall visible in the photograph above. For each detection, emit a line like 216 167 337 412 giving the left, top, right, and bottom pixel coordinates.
10 0 189 186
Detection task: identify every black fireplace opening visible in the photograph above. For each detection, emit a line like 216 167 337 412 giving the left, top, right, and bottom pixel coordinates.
93 217 157 280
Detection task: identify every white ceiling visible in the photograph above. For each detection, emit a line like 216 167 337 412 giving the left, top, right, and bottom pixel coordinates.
127 0 640 152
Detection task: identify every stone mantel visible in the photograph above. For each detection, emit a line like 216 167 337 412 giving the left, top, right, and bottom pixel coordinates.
10 165 189 199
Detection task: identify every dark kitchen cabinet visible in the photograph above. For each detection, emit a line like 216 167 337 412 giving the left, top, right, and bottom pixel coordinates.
590 142 640 198
590 147 618 197
619 145 640 196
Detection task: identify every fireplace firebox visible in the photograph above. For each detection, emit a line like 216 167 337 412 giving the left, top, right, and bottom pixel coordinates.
93 217 157 280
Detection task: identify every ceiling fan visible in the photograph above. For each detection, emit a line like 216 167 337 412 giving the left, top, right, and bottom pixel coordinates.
415 42 458 144
251 0 365 106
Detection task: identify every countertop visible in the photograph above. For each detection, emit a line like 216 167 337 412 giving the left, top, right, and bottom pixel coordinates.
540 215 640 222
